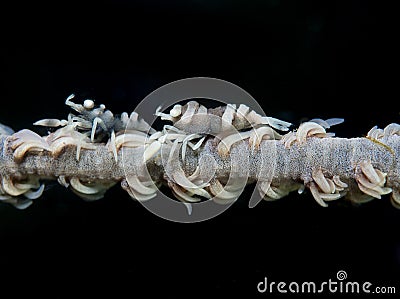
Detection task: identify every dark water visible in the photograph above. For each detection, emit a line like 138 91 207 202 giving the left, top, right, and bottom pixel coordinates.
1 1 398 297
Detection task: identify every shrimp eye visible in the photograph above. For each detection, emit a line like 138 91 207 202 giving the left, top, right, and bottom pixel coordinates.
170 104 182 117
83 99 95 110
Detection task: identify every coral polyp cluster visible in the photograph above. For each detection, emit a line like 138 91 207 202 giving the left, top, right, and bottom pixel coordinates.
0 96 399 211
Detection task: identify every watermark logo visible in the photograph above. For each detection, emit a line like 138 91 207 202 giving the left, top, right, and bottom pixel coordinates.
122 77 276 223
336 270 347 281
257 270 396 295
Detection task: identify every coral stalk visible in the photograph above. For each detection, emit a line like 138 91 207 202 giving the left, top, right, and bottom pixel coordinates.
0 97 399 210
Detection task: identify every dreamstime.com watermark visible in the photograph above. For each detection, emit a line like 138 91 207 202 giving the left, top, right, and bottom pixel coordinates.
257 270 396 295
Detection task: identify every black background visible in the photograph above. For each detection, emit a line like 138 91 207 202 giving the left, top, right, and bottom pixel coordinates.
0 1 399 297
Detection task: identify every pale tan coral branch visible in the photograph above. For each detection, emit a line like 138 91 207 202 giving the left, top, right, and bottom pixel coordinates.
0 99 399 210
